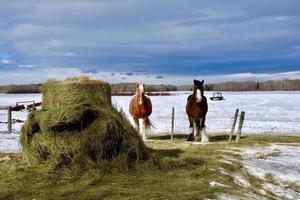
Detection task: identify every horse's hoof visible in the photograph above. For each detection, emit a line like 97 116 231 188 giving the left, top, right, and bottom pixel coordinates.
186 134 194 141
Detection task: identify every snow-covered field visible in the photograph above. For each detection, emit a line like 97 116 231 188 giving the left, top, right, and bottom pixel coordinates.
218 144 300 199
113 91 300 135
0 91 300 152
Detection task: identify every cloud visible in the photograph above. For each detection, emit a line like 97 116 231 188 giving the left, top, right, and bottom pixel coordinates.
0 0 300 84
0 65 299 85
18 64 39 68
0 58 14 64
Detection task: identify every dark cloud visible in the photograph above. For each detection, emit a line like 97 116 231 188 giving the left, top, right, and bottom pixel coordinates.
81 69 99 74
155 75 164 79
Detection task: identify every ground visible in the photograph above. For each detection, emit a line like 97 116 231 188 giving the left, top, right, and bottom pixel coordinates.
0 134 300 200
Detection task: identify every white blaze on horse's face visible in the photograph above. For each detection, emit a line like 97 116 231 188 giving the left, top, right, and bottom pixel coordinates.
196 89 202 103
137 84 144 105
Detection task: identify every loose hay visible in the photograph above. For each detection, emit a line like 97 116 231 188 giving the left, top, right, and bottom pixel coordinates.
21 76 148 171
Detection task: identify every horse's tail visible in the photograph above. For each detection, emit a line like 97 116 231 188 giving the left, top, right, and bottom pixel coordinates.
144 117 155 130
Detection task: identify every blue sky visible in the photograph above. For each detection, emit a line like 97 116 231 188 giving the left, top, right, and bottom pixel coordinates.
0 0 300 84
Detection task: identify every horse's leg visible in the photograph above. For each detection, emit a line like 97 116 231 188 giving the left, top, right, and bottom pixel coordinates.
193 120 198 141
187 117 194 141
142 117 150 141
195 119 201 138
133 117 140 134
200 118 209 143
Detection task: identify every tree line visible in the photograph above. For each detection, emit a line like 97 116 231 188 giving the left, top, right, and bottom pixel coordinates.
112 79 300 92
210 79 300 91
0 79 299 94
0 84 42 94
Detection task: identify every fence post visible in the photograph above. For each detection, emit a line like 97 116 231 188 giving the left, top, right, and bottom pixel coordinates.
7 106 12 134
236 111 245 142
171 107 175 141
229 109 239 142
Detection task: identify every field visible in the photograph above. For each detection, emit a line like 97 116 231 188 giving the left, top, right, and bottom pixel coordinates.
1 91 300 152
1 135 300 199
0 91 300 199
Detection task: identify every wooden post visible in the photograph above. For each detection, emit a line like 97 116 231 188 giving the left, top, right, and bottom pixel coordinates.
7 106 12 134
171 107 175 141
229 109 239 142
236 111 245 142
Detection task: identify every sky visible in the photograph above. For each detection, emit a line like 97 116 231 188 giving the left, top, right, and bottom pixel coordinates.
0 0 300 85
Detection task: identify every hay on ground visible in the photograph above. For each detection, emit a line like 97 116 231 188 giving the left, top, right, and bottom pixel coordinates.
21 76 148 171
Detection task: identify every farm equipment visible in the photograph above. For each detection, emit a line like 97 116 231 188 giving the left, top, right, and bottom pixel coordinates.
11 104 25 111
26 102 42 111
210 92 225 101
12 101 42 112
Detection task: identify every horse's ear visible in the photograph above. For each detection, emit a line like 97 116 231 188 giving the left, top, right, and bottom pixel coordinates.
136 83 139 88
194 79 197 85
201 80 204 84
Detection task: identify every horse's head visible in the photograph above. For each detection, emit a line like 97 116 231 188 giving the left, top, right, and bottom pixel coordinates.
193 79 204 103
136 83 145 105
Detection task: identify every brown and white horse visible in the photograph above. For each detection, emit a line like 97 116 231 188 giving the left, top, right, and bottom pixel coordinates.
129 83 152 140
186 79 209 142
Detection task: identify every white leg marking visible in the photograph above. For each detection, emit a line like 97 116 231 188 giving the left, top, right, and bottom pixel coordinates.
193 121 198 141
201 127 209 143
143 123 147 141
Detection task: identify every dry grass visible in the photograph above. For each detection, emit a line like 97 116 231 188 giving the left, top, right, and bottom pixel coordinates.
1 134 300 199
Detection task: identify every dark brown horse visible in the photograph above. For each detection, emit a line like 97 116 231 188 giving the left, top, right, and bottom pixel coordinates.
186 79 209 142
129 83 152 140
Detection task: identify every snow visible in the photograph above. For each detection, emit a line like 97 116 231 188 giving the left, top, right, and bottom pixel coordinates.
113 91 300 135
262 183 300 200
218 144 300 198
209 181 228 188
0 133 20 153
0 91 300 152
0 155 11 162
233 173 251 188
241 144 300 184
0 93 41 133
239 144 300 199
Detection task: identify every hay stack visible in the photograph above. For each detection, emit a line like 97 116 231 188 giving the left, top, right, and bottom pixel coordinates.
21 76 148 171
